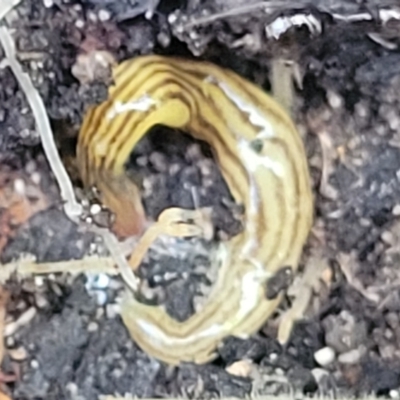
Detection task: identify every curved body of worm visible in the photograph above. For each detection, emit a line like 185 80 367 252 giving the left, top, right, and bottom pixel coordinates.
77 55 313 365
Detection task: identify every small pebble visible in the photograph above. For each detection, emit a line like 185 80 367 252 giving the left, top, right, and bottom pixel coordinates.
30 359 39 369
95 274 110 289
94 291 107 306
8 346 28 361
35 293 48 309
5 307 37 337
338 348 363 364
85 273 110 290
66 382 79 396
87 321 98 332
355 101 368 118
390 390 400 399
34 276 44 287
186 144 202 161
5 336 15 348
225 359 253 377
326 90 343 109
95 307 104 320
269 352 278 363
75 19 85 29
98 9 111 21
87 11 98 22
136 156 148 167
314 347 335 367
381 231 394 244
106 303 120 319
149 152 167 172
311 368 329 383
393 204 400 216
169 163 180 175
168 13 177 24
90 203 102 215
13 178 25 195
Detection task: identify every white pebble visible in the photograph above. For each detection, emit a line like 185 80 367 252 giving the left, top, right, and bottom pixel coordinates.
85 273 110 290
87 321 98 332
168 13 177 24
326 90 343 109
312 368 329 383
269 352 278 362
393 204 400 216
75 19 85 29
98 9 111 21
88 11 98 22
31 171 41 185
65 382 79 396
106 303 120 319
390 390 400 399
94 291 107 306
314 346 335 366
34 276 44 287
90 203 102 215
338 348 362 364
94 274 110 289
13 178 26 196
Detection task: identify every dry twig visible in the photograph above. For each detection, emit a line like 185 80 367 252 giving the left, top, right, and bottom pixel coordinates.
315 130 339 200
179 2 302 29
0 255 118 285
337 252 380 303
277 254 328 344
0 26 81 220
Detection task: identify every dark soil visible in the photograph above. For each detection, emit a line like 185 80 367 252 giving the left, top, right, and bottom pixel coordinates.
2 0 400 399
